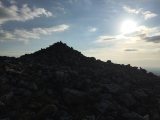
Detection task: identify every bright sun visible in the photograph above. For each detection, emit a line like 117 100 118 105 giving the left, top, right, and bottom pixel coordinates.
121 20 137 34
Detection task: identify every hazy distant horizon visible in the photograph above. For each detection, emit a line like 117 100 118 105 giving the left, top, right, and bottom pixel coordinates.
144 67 160 76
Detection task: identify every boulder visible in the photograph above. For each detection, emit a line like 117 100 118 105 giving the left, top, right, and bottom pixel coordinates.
94 100 115 113
119 93 137 107
63 88 87 104
133 89 148 99
0 76 7 85
0 91 14 101
33 104 57 120
122 112 145 120
103 83 124 95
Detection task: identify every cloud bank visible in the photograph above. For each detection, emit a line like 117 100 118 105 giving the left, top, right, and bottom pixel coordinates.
144 35 160 43
0 24 69 42
0 2 52 24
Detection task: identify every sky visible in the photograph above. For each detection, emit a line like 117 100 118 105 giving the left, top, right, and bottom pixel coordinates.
0 0 160 72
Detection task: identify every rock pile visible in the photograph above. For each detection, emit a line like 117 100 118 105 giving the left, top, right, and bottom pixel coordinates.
0 41 160 120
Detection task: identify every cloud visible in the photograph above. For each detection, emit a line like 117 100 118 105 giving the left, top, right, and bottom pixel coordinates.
142 11 157 20
0 24 69 42
8 0 17 4
55 6 66 14
124 26 160 44
0 30 14 41
124 49 138 51
96 36 117 42
14 29 40 40
133 26 160 43
123 5 141 14
123 5 157 20
89 27 97 32
122 25 160 44
33 24 69 34
124 32 146 38
144 35 160 43
95 25 160 45
0 2 52 24
67 0 77 4
53 2 67 14
123 26 148 38
123 25 160 38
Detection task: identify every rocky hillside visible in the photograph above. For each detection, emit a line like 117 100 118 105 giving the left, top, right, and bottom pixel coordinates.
0 41 160 120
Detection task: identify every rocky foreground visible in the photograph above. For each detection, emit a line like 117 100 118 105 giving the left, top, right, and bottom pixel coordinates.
0 42 160 120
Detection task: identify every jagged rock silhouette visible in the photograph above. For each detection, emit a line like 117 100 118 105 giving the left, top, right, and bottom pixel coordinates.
0 41 160 120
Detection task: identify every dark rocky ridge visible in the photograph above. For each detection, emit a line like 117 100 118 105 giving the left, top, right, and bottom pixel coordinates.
0 41 160 120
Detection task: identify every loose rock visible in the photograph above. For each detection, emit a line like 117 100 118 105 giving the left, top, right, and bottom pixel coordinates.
0 42 160 119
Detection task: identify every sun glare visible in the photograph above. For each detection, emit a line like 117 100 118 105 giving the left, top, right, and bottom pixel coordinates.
121 20 137 34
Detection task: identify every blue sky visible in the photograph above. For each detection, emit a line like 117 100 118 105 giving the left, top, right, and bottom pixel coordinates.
0 0 160 69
